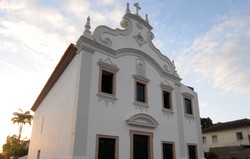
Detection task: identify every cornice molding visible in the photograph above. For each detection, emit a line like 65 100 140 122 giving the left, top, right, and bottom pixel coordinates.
116 48 182 82
77 36 182 82
160 83 174 91
77 35 115 56
97 59 119 72
182 92 194 98
133 74 150 83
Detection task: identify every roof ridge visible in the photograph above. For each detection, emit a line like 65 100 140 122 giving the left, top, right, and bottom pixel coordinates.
203 118 250 133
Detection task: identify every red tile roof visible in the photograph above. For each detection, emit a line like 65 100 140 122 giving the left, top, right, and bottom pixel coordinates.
31 44 77 111
202 118 250 133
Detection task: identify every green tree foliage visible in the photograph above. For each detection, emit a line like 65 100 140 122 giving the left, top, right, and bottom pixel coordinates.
11 108 33 141
201 117 213 129
1 135 29 159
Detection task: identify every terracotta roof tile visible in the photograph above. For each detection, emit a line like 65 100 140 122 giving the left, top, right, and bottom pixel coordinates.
202 118 250 133
31 44 77 111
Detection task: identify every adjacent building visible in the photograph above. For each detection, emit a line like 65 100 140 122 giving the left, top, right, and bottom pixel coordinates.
202 118 250 158
28 3 205 159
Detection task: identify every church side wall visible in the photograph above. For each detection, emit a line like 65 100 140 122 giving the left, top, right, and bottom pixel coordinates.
28 53 81 159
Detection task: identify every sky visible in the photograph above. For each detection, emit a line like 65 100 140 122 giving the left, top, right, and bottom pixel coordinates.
0 0 250 150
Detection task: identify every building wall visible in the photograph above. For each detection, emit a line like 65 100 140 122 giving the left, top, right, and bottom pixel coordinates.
203 127 250 152
210 146 250 159
28 11 205 159
76 48 204 159
28 53 81 159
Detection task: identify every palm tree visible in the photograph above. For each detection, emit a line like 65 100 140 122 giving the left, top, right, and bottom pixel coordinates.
11 108 33 141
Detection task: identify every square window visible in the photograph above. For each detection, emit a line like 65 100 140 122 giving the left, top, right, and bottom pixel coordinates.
96 135 118 159
133 75 149 107
136 82 146 102
163 91 171 110
188 145 197 159
101 70 114 94
162 142 175 159
130 131 153 159
202 137 206 144
236 132 243 140
212 135 218 143
184 98 193 115
98 66 117 97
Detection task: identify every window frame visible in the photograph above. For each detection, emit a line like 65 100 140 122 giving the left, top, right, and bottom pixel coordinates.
160 84 174 111
100 70 114 94
182 93 194 116
184 97 192 115
162 141 175 159
130 130 153 159
133 75 150 106
136 81 146 103
236 132 243 140
212 135 218 143
97 61 119 99
95 134 119 159
187 144 198 159
163 91 171 109
98 67 116 96
202 136 206 144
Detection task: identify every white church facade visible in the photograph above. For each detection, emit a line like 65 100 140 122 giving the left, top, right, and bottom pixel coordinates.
28 3 205 159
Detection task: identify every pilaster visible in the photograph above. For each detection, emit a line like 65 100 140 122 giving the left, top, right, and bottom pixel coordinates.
193 92 206 159
174 82 186 158
69 47 94 158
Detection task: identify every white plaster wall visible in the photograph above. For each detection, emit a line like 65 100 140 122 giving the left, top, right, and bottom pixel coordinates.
27 9 205 158
28 43 204 159
181 86 204 158
81 50 202 159
28 53 81 159
181 86 201 142
203 127 250 151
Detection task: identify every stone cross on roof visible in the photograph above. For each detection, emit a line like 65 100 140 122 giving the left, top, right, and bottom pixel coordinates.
134 3 141 16
125 3 150 23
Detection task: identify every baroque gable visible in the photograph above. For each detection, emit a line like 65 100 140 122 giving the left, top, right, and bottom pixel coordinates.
76 3 181 82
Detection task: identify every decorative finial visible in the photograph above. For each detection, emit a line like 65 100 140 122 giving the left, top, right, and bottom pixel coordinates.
125 3 130 14
83 16 92 39
145 14 149 23
134 3 141 16
172 60 179 77
172 60 176 69
85 16 91 31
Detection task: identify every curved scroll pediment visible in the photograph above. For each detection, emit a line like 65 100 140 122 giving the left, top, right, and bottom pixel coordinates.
126 113 159 128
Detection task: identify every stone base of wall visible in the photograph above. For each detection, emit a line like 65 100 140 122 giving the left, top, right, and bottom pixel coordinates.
210 146 250 159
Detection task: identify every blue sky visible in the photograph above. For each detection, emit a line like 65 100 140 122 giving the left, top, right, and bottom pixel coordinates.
0 0 250 149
